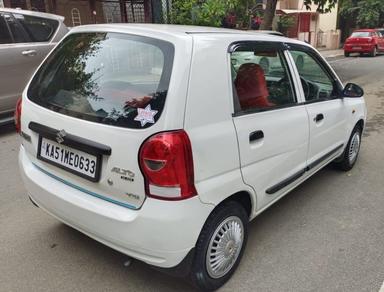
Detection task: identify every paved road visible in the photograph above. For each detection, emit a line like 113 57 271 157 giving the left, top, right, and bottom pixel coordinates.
1 55 384 292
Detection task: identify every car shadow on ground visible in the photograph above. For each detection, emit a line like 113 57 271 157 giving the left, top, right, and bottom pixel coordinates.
0 123 15 137
48 221 196 291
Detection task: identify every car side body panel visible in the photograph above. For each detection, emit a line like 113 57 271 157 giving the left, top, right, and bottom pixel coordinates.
183 35 256 211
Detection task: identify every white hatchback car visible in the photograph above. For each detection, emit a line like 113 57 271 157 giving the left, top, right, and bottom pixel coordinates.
18 24 366 291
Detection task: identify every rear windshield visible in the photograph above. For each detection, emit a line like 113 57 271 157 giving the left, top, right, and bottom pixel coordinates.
351 32 372 37
28 32 174 129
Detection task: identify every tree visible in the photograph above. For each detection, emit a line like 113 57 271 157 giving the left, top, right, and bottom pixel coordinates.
171 0 238 27
260 0 338 30
340 0 384 28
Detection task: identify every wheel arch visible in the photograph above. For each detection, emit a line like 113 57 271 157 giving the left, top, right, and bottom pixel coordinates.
214 190 255 220
356 119 364 131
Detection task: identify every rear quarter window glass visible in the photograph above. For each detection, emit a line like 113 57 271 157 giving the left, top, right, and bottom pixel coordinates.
27 32 174 129
14 13 59 42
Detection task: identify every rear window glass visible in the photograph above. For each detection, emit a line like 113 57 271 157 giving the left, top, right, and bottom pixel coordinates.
13 13 58 42
28 32 174 129
351 32 372 37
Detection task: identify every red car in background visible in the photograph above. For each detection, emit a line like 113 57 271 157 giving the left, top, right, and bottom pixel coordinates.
344 29 384 57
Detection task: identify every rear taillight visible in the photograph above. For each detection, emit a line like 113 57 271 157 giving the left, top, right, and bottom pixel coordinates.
139 130 197 200
14 97 22 133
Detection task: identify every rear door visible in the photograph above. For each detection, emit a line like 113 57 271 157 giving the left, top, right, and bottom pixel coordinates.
0 12 56 114
288 45 347 170
231 41 309 209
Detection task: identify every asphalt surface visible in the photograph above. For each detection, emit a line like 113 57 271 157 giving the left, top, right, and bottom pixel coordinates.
1 54 384 292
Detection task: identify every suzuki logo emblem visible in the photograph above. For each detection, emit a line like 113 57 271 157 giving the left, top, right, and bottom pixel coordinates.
56 129 67 144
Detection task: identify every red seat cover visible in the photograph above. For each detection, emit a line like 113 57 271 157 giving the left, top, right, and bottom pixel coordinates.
235 63 273 110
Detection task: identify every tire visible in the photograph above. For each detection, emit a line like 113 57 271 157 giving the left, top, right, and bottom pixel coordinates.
190 201 248 291
344 51 350 57
370 46 377 57
333 126 362 171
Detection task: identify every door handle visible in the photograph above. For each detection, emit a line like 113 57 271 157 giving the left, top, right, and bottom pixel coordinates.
250 130 264 142
22 50 37 56
314 113 324 122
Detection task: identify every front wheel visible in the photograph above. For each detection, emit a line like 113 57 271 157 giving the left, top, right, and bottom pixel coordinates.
333 126 362 171
190 201 248 291
344 51 350 57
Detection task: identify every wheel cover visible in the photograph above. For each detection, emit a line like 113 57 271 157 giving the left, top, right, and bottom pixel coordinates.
348 132 360 164
206 216 244 279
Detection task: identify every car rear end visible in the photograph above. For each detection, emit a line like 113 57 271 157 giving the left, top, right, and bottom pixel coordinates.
344 30 377 55
18 25 214 268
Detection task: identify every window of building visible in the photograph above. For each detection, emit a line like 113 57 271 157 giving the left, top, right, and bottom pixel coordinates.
71 8 81 26
10 0 27 9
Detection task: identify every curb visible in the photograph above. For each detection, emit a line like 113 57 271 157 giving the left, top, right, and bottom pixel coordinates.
324 54 345 62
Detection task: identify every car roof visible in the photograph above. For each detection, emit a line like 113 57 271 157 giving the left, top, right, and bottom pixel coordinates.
0 8 64 21
77 24 248 34
71 23 295 41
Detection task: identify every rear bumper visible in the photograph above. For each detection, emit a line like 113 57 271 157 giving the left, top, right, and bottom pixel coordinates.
344 44 376 53
19 145 214 268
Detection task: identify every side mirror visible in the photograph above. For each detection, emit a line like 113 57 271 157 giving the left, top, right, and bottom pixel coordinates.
342 83 364 98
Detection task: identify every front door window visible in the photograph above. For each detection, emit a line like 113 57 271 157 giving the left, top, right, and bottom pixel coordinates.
290 50 338 101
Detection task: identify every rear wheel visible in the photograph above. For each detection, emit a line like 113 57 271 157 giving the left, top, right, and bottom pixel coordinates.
344 51 350 57
190 201 248 291
333 126 362 171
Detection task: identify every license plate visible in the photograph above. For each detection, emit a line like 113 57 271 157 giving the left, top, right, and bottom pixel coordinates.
37 137 101 181
353 46 362 50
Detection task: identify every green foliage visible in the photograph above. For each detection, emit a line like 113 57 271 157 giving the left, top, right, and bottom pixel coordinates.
340 0 384 28
303 0 338 13
171 0 237 27
277 15 295 30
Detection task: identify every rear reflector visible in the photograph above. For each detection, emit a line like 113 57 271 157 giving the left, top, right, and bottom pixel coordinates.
139 130 197 200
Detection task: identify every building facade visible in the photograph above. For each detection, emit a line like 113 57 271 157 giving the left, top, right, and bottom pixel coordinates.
2 0 171 27
276 0 340 49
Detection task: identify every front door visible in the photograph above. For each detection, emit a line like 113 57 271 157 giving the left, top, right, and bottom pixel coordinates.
230 41 309 209
288 45 348 169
